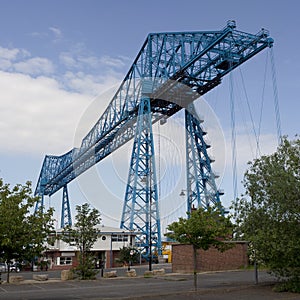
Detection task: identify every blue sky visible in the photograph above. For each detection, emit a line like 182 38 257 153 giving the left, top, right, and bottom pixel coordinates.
0 0 299 229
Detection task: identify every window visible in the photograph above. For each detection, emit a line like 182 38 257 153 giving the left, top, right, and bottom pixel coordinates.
111 234 128 242
59 257 72 265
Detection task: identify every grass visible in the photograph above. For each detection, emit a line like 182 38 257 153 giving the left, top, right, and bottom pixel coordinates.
238 264 269 271
273 280 300 293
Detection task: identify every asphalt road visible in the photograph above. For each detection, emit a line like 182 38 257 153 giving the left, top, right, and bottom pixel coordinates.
0 268 299 300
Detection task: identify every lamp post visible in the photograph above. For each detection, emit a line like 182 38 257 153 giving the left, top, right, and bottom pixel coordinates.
180 189 196 214
179 189 186 197
128 250 134 271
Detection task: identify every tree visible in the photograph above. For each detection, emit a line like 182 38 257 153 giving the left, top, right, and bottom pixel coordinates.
0 179 54 283
232 137 300 292
165 207 233 290
116 246 139 269
62 203 101 280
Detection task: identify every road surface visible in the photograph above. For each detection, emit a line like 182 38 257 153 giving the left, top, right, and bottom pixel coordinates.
0 268 298 300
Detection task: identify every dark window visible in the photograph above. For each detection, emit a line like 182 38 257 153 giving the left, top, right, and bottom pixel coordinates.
111 234 128 242
60 257 72 265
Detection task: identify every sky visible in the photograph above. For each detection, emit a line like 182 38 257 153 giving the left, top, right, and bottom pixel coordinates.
0 0 299 230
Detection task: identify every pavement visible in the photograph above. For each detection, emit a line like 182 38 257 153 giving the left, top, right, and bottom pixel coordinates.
0 269 299 300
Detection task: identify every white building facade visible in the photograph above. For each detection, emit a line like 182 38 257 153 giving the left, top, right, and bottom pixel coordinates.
44 226 136 270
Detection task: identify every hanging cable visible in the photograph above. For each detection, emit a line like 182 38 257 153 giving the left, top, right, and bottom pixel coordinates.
270 47 282 145
239 68 261 157
237 70 256 159
256 51 269 157
229 72 238 202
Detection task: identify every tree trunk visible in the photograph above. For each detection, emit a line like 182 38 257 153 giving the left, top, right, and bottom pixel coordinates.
7 261 10 283
193 245 197 291
254 260 258 284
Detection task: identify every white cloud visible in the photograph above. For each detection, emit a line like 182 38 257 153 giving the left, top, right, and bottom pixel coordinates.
0 46 20 60
217 129 278 205
59 50 129 71
0 58 11 70
78 55 100 68
59 52 77 68
99 55 126 68
14 57 55 76
0 48 123 155
0 46 30 64
58 50 128 96
0 41 130 157
223 130 277 169
62 71 121 96
0 46 56 77
49 26 63 40
0 70 91 154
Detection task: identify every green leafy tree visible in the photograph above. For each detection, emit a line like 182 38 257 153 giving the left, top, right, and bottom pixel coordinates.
63 203 101 280
0 179 54 283
116 246 139 268
232 137 300 292
166 207 233 290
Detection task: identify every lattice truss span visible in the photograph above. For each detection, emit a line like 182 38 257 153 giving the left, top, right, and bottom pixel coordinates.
35 21 273 255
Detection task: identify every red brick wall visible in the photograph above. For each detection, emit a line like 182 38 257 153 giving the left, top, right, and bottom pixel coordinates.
105 250 123 268
172 242 248 273
45 251 78 271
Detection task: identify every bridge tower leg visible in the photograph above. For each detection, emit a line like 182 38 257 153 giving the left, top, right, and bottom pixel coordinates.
34 194 44 212
34 178 46 213
185 108 224 214
61 185 72 228
121 97 162 258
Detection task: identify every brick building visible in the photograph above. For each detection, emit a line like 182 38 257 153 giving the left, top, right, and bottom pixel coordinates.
172 241 249 273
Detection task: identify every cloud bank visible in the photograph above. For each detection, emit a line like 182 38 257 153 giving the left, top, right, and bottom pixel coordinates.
0 41 127 155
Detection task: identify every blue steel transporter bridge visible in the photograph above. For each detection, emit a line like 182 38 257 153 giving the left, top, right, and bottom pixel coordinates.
35 21 273 257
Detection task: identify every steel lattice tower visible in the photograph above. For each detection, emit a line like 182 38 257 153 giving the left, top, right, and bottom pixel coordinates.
121 97 161 257
185 105 224 214
61 185 72 228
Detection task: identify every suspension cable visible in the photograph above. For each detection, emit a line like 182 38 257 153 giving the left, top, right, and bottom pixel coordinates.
239 68 259 157
270 47 282 145
237 68 257 156
229 72 238 202
255 51 269 157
